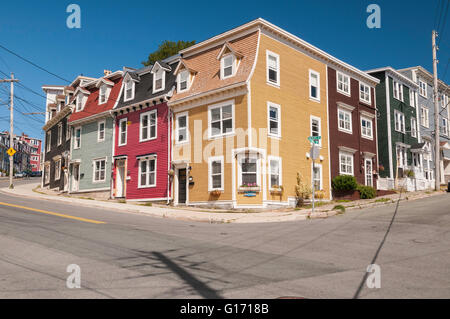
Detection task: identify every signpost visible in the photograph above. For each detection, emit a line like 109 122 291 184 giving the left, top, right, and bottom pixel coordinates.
308 136 321 214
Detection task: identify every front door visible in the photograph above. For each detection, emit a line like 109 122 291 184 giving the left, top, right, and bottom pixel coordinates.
72 164 80 192
116 160 126 198
365 158 373 187
178 168 187 204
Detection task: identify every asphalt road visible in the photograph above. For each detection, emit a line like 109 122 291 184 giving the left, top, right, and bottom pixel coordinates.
0 179 449 298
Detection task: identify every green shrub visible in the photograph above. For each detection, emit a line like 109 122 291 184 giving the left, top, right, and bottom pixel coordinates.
332 205 346 213
357 185 376 199
331 175 357 191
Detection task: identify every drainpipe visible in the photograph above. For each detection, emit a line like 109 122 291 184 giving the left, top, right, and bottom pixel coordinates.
109 110 115 199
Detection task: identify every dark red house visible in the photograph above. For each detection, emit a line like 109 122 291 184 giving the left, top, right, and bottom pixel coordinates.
327 67 380 190
112 59 178 202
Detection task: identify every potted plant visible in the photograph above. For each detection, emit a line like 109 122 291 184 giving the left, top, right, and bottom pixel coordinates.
210 189 221 196
270 185 283 194
168 169 174 176
238 182 260 192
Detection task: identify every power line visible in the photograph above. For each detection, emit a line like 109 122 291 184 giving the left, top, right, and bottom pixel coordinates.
437 0 449 46
0 43 71 83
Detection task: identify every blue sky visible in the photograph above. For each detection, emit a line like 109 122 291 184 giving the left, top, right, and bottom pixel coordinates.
0 0 448 142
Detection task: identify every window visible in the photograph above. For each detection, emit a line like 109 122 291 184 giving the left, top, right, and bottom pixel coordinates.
76 94 83 111
221 54 235 79
359 82 371 104
93 159 106 182
309 70 320 101
54 159 61 180
240 155 258 186
441 94 448 109
124 79 134 101
66 123 70 141
394 110 405 133
209 101 234 138
98 121 105 142
178 70 189 92
44 164 50 184
419 80 427 97
208 156 223 191
396 146 408 168
268 156 282 189
57 123 62 146
140 110 157 142
176 112 188 143
138 158 156 187
310 116 321 146
153 68 165 93
99 85 108 104
442 117 449 136
46 131 51 152
361 117 373 139
312 164 322 191
365 158 373 187
409 89 416 107
118 118 127 146
268 102 281 137
420 106 429 127
338 108 352 133
411 118 417 138
74 127 81 149
266 51 280 86
337 72 350 95
393 81 403 101
339 152 353 175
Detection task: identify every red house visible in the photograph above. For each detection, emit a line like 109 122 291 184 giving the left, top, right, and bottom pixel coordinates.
112 60 178 202
19 133 42 173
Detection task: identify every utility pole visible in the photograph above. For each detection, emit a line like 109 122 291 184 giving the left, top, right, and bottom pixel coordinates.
432 31 440 191
0 73 19 189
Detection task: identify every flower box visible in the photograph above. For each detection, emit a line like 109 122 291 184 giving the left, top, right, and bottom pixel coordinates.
238 186 260 192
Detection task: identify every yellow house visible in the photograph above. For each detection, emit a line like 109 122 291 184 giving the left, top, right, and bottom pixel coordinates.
168 18 367 208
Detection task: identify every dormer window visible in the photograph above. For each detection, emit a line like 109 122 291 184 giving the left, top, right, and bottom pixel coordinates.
221 54 235 79
76 95 83 112
99 85 107 104
153 67 165 93
124 78 134 101
178 70 189 92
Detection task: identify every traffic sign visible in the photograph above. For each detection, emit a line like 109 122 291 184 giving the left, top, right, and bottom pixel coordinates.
307 136 321 144
7 148 16 157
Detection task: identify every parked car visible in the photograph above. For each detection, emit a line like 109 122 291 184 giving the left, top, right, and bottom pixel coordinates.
14 172 25 178
30 171 42 177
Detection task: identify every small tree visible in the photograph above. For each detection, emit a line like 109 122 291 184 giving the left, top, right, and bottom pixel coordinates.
142 40 196 66
295 172 311 207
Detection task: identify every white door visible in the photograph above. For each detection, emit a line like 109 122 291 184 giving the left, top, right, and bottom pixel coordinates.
116 160 125 198
72 164 79 192
365 158 373 187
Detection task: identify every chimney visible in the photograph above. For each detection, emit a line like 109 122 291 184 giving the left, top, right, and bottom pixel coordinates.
104 70 112 76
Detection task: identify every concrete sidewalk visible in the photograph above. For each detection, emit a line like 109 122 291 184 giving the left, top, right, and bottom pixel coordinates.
0 182 445 223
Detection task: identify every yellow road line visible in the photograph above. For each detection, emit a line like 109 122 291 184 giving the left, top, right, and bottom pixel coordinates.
0 201 106 224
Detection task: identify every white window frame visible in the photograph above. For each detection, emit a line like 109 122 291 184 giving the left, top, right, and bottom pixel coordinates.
54 159 61 180
267 102 281 138
409 89 416 107
74 127 81 149
359 82 371 104
138 157 157 188
177 70 189 93
268 156 282 189
420 106 429 128
394 110 405 133
338 108 352 134
396 146 408 168
411 117 417 138
310 115 322 146
118 118 128 146
339 151 354 176
442 117 449 136
419 80 427 98
266 50 280 87
393 80 404 101
220 54 236 80
208 156 224 191
309 70 320 101
92 158 107 183
44 164 50 183
311 163 323 191
364 158 373 187
237 153 260 188
97 120 106 142
360 116 373 140
46 131 51 152
153 68 165 93
124 79 135 102
336 71 350 96
175 111 189 144
140 110 157 142
57 123 62 146
208 100 235 139
76 94 84 112
99 85 109 105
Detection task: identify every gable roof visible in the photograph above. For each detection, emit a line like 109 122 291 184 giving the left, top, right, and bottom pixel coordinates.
366 66 418 88
114 61 179 110
216 42 244 60
69 77 123 124
174 59 198 75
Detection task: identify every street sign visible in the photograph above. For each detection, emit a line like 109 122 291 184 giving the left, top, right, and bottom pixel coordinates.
310 144 320 160
7 148 16 157
307 136 321 144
